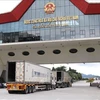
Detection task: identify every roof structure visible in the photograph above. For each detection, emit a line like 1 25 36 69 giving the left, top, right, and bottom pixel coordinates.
0 0 100 24
70 0 100 14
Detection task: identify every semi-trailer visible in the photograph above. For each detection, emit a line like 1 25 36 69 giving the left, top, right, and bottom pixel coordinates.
6 61 56 94
52 71 72 88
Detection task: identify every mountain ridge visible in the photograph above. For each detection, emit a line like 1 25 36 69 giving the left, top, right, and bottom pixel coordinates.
81 73 100 78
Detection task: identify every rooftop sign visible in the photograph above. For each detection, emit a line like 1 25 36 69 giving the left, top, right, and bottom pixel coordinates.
24 16 79 29
24 16 79 24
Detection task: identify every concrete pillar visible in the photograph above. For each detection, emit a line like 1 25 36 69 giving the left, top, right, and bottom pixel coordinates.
0 65 4 76
0 65 6 82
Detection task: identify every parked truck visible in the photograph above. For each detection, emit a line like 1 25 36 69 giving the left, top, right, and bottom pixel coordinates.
52 71 72 88
6 61 56 94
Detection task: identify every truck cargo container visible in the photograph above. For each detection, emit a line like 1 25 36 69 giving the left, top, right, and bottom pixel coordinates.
52 71 72 88
6 61 56 94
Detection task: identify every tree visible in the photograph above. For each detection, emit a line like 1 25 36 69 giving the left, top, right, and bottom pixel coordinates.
52 66 67 71
69 67 77 73
74 74 79 80
68 71 74 79
68 67 82 80
69 67 71 71
77 73 82 80
52 67 56 71
56 66 66 71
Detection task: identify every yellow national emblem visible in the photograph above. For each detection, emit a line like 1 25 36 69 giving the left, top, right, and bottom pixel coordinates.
44 2 56 14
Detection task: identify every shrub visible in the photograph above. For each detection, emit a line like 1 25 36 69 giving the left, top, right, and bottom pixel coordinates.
86 78 94 82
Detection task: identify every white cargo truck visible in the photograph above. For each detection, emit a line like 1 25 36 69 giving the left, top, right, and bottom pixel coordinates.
6 61 56 94
52 71 72 88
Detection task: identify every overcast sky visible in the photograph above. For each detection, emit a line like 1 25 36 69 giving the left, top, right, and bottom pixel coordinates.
0 0 100 76
85 0 100 3
0 0 22 14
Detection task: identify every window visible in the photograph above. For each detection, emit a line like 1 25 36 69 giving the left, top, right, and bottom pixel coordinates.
61 30 66 39
53 49 61 54
80 30 85 38
37 50 45 55
22 51 30 56
44 30 50 40
89 29 95 37
86 47 95 53
69 49 78 53
8 52 15 56
70 30 76 38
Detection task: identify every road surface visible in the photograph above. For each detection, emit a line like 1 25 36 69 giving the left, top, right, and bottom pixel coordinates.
0 81 100 100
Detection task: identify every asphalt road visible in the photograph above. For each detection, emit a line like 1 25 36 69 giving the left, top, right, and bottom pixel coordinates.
0 81 100 100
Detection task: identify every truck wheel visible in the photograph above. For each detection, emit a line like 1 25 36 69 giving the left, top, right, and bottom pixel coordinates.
8 91 13 94
31 86 35 93
28 86 31 93
54 85 56 89
61 83 64 88
52 85 54 90
58 85 61 88
52 85 56 90
46 85 49 90
90 83 92 86
50 85 52 90
65 83 67 87
67 82 70 87
23 86 28 94
70 83 72 87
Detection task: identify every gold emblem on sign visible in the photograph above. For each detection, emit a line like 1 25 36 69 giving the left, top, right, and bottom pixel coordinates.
44 2 56 14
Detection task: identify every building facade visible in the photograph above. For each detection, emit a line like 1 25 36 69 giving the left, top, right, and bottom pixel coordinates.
0 0 100 43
